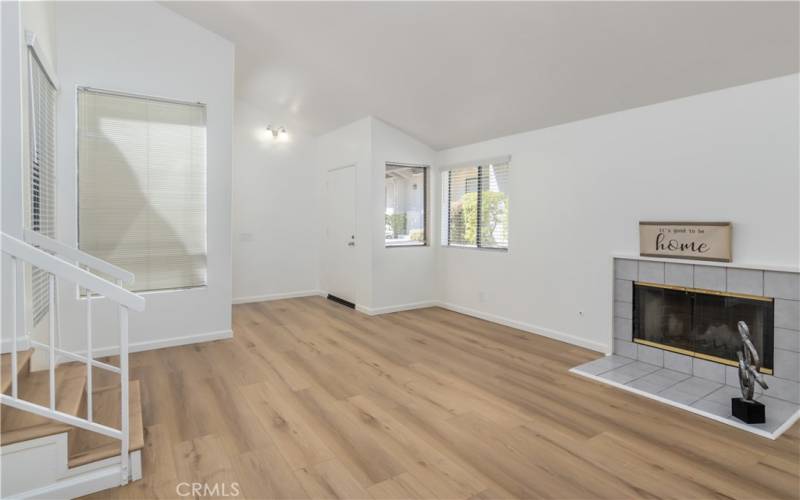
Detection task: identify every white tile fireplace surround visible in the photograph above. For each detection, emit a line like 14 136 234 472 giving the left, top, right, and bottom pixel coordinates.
572 256 800 439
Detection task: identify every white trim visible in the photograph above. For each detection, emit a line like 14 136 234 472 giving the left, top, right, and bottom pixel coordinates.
356 300 439 316
30 329 234 371
1 433 141 499
328 297 609 353
612 253 800 274
62 450 141 482
232 290 323 305
570 366 800 440
1 432 70 497
24 464 123 499
81 329 233 358
234 294 610 353
438 302 608 353
78 86 205 109
25 30 59 90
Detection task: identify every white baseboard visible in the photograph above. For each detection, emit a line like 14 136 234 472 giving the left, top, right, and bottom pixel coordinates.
101 329 233 357
351 298 608 354
232 290 322 305
437 302 608 353
71 329 233 359
32 330 233 371
356 300 439 316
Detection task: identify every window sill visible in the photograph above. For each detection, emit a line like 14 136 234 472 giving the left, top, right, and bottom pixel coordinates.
386 243 428 249
77 284 208 300
441 245 508 253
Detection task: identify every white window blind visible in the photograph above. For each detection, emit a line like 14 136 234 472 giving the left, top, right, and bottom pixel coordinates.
78 89 207 292
442 162 509 249
28 49 57 325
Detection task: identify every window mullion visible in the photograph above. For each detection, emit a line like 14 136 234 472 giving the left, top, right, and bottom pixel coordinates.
476 165 483 248
447 170 452 246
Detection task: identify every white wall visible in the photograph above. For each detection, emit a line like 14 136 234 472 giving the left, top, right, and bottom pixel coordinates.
435 74 800 353
314 117 373 307
1 0 58 351
312 117 438 312
369 118 436 312
53 1 234 354
231 99 319 303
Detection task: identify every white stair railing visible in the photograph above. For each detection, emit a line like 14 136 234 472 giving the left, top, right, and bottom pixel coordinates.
24 228 135 425
1 231 144 485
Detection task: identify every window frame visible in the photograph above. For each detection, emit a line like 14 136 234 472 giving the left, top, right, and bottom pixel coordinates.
26 36 59 325
442 160 510 251
75 86 209 294
384 162 429 248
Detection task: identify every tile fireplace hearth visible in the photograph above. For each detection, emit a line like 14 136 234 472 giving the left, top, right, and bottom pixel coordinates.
571 355 798 438
572 256 800 439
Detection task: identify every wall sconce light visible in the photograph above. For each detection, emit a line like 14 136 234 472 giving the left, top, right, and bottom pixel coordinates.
266 125 288 140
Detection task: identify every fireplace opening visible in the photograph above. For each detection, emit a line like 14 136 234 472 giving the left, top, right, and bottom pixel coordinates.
632 282 774 373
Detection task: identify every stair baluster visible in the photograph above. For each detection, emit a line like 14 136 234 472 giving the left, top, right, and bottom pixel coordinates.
1 231 144 491
10 256 19 398
48 274 56 411
86 276 93 423
119 299 129 485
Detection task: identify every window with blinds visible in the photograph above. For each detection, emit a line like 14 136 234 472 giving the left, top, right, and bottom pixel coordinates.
78 88 207 292
442 161 509 249
28 49 57 325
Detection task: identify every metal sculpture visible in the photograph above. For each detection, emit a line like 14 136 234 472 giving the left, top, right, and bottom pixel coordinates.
732 321 768 423
736 321 769 400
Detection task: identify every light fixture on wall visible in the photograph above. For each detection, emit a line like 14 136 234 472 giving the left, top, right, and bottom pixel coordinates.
266 125 288 141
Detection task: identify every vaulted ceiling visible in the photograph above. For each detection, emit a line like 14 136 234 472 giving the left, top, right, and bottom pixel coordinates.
164 1 799 150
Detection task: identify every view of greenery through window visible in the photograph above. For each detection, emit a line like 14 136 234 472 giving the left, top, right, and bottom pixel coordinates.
385 164 427 246
445 163 509 249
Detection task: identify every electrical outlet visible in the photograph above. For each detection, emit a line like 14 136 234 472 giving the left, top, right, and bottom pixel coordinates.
479 291 487 303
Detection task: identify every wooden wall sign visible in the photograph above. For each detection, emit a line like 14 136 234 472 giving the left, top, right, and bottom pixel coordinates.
639 222 732 262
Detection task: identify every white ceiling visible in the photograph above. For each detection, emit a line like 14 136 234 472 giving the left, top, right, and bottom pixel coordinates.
164 1 799 150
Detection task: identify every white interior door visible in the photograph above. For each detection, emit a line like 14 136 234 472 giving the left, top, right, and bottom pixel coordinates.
323 165 357 303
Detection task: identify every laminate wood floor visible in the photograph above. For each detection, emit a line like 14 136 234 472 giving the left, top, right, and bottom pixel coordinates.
85 297 800 499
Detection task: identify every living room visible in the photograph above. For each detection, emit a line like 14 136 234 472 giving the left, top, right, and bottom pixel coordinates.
1 1 798 498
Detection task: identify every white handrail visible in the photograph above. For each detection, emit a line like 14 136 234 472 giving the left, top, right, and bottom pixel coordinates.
1 231 140 485
1 232 144 311
24 228 134 284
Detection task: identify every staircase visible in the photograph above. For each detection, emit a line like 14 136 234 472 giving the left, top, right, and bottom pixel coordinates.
1 230 145 498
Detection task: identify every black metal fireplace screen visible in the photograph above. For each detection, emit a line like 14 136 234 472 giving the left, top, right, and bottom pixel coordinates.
633 282 774 373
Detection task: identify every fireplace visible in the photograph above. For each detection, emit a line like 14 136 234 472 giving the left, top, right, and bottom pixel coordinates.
632 282 774 373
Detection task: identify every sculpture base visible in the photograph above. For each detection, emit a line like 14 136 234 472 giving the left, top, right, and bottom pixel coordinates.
731 398 765 424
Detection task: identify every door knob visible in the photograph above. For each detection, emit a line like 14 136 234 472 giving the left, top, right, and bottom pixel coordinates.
347 241 355 247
